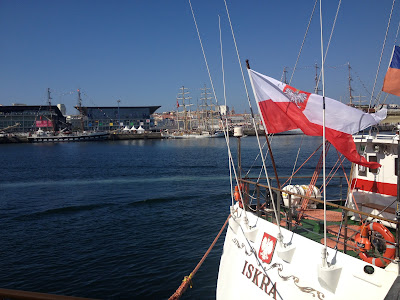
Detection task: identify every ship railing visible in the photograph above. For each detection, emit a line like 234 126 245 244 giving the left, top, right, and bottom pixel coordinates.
237 177 399 262
353 133 397 141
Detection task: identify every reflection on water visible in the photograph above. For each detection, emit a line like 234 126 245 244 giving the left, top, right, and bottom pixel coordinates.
0 136 349 299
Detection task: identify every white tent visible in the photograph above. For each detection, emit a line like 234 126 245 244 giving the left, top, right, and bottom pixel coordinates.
137 126 145 134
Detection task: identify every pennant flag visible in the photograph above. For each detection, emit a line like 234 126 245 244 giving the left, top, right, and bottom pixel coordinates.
248 69 387 169
176 100 180 108
382 45 400 96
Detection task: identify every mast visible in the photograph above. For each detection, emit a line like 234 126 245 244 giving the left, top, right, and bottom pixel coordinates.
47 88 52 107
353 95 366 106
77 89 84 131
397 141 400 265
47 88 55 132
177 86 192 131
246 61 281 190
188 99 192 131
117 99 121 128
200 84 213 131
314 63 321 94
319 0 328 268
196 99 200 130
282 66 288 84
176 98 180 131
348 62 354 105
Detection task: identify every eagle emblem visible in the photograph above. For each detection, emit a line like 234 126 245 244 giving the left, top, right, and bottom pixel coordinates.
283 86 310 110
258 232 277 264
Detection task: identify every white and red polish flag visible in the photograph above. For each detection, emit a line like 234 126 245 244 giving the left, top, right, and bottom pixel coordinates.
248 69 387 169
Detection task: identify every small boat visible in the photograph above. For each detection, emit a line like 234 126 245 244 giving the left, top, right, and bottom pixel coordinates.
163 130 212 139
211 130 226 138
275 128 303 135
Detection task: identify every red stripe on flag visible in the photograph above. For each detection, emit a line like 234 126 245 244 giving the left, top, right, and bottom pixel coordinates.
258 99 297 133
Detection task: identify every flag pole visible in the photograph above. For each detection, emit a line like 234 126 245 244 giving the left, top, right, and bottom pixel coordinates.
246 60 284 240
246 61 281 190
319 0 328 267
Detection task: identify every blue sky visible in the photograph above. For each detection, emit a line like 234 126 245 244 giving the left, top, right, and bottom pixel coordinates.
0 0 399 115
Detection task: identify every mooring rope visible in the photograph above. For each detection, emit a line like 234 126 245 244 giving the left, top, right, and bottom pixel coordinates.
168 215 231 300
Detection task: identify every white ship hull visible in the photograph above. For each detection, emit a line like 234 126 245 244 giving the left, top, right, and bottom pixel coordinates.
217 204 399 300
162 131 212 139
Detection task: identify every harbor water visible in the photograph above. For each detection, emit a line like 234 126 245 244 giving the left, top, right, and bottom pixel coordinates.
0 135 346 299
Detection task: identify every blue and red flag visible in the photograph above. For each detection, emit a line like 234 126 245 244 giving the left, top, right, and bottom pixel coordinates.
382 45 400 96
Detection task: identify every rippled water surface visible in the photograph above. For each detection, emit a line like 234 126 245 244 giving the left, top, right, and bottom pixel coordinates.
0 135 344 299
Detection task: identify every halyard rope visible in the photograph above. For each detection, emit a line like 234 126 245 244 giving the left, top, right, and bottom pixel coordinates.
289 0 318 84
189 0 247 215
370 0 396 108
223 0 283 234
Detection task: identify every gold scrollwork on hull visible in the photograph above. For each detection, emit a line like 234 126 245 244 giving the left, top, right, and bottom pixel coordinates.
232 238 252 256
267 263 325 300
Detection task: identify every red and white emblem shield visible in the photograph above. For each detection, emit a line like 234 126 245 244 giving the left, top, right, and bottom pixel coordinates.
283 85 310 111
258 232 277 264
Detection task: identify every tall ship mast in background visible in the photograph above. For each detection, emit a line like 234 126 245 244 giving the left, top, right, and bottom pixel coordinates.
176 86 192 132
199 84 216 132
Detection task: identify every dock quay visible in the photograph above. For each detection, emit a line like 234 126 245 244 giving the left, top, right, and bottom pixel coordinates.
109 131 162 140
0 131 164 144
0 124 397 144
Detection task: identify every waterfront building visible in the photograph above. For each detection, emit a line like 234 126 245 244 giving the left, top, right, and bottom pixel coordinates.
0 105 66 133
76 106 161 131
57 104 66 115
0 104 161 133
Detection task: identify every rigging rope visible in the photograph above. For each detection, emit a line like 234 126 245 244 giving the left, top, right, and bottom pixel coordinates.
282 143 323 187
189 0 245 214
289 0 341 201
352 68 374 98
286 64 347 71
315 0 342 91
297 142 331 221
319 153 344 193
218 15 235 207
288 135 304 186
244 138 270 178
370 0 396 108
336 150 362 220
289 0 318 84
382 20 400 105
394 19 400 45
223 0 283 233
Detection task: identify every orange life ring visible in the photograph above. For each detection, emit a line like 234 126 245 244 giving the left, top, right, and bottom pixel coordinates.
355 222 395 267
